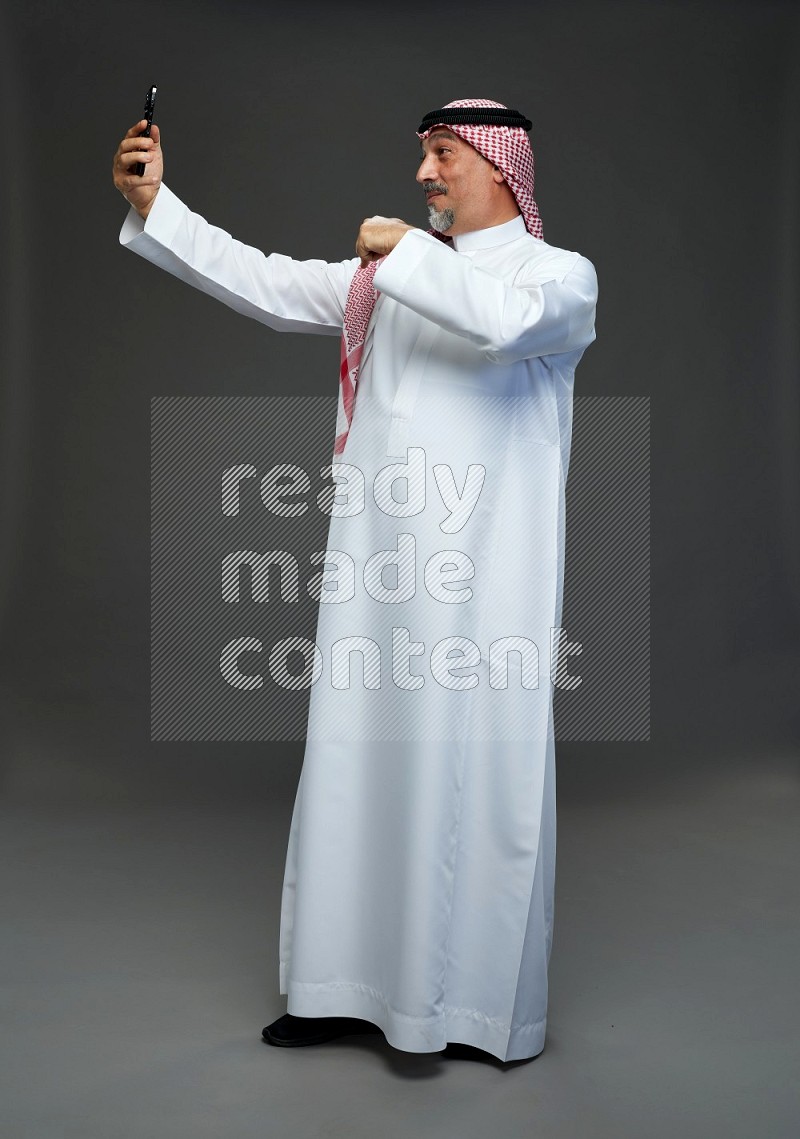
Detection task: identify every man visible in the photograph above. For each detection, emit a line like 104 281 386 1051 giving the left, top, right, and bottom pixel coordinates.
113 98 598 1063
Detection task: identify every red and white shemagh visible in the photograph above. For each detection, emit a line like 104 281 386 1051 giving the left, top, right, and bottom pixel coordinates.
333 98 543 459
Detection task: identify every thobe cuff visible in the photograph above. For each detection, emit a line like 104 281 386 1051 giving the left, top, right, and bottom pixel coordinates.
373 228 446 301
119 183 186 258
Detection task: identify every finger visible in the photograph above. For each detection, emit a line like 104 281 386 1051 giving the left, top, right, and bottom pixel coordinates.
119 137 154 153
124 119 149 138
149 123 160 144
115 143 153 170
120 173 160 191
356 227 374 255
117 150 155 168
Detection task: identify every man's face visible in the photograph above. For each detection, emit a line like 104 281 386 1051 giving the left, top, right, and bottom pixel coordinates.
416 129 499 236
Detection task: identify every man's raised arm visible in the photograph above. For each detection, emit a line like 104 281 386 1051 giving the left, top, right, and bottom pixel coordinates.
112 119 356 336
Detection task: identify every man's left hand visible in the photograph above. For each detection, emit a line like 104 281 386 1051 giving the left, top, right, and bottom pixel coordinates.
356 216 415 268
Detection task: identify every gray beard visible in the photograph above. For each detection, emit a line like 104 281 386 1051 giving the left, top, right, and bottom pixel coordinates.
427 203 455 233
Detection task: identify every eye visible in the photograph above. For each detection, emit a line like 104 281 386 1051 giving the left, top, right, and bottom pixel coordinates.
419 145 452 162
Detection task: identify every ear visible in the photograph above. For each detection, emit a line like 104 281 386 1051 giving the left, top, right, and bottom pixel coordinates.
491 165 505 185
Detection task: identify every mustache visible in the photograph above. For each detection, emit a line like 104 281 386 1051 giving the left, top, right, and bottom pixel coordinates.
423 182 448 195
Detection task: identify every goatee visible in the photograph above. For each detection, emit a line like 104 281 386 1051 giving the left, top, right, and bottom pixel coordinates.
427 204 455 233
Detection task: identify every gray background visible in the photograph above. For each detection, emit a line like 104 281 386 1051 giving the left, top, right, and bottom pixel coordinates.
0 1 798 1136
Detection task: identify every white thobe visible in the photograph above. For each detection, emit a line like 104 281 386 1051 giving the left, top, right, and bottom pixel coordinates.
120 184 598 1061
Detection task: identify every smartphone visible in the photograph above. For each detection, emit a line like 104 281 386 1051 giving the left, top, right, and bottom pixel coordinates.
135 85 158 177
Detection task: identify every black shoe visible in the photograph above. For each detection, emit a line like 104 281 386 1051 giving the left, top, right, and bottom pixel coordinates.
262 1012 383 1047
441 1041 542 1065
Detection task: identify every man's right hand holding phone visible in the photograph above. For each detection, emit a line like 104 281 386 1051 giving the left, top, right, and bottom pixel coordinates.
112 120 163 220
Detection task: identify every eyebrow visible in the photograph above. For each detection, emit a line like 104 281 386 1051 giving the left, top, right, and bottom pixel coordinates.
420 130 459 152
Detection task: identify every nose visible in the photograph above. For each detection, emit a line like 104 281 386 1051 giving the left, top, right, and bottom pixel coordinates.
416 151 439 184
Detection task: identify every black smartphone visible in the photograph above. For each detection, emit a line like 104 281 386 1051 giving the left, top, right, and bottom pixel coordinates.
135 85 157 177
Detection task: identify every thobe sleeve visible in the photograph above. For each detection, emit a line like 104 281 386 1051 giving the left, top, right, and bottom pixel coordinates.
118 183 358 336
372 229 598 363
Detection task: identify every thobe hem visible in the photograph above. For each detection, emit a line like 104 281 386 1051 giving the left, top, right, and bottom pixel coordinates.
278 967 546 1062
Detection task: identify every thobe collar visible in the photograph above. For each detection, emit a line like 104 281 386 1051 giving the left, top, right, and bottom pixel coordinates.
450 212 528 252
